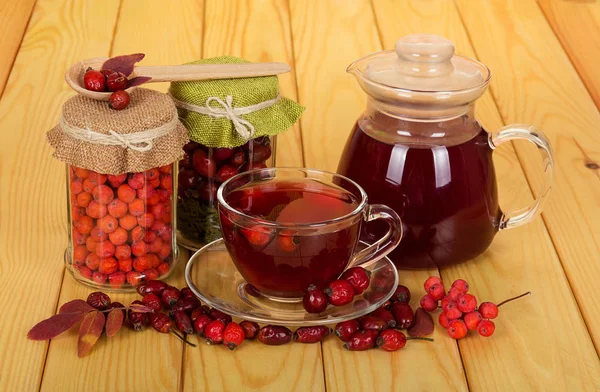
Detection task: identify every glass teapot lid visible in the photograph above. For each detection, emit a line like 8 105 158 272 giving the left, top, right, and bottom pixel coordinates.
348 34 491 119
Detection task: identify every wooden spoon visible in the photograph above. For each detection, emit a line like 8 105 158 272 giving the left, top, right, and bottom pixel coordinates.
65 57 291 101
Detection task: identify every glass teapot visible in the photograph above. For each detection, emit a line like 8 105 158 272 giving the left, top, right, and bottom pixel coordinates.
337 34 554 269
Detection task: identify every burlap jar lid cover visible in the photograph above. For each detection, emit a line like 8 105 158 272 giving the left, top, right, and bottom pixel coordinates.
47 88 188 175
169 56 305 148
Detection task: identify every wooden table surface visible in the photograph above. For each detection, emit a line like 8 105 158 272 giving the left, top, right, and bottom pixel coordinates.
1 0 600 391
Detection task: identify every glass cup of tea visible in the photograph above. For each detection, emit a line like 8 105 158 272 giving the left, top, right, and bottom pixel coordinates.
217 168 403 302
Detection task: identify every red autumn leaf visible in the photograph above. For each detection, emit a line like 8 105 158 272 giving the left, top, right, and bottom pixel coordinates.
128 303 154 313
105 309 124 338
127 76 152 88
78 311 105 357
407 308 434 337
27 312 86 341
101 53 145 76
58 299 95 314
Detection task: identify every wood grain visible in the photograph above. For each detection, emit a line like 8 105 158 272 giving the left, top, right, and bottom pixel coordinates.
201 0 304 168
181 2 321 391
290 1 468 391
0 0 119 390
322 273 468 392
0 0 36 96
41 259 189 391
374 0 600 389
41 1 203 390
455 0 600 359
2 0 600 390
290 0 382 171
538 0 600 109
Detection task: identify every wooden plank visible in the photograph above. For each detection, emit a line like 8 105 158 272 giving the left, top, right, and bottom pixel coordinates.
456 0 600 343
181 2 322 391
0 0 36 96
40 1 203 390
0 0 119 390
289 1 469 391
448 0 600 389
322 272 468 392
538 0 600 109
201 0 304 168
40 261 189 391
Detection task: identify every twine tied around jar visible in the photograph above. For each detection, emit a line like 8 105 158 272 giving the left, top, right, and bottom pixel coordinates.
47 88 189 175
169 94 281 140
58 108 179 152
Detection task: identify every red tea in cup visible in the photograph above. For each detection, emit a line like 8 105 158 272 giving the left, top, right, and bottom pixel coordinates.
218 168 403 301
220 180 360 298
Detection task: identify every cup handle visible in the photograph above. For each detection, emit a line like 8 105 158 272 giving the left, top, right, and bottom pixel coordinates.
348 204 403 269
489 124 554 230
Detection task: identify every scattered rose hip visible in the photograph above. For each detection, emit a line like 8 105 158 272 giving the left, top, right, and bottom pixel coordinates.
344 329 379 351
178 138 273 245
109 90 130 111
205 320 226 345
376 329 433 352
83 69 106 92
390 302 414 329
87 291 111 310
339 267 371 295
392 285 411 303
240 320 260 340
334 320 361 342
303 284 328 314
82 53 152 110
293 326 331 344
419 276 531 339
258 325 293 346
333 283 435 352
223 322 245 350
301 266 371 313
30 281 439 357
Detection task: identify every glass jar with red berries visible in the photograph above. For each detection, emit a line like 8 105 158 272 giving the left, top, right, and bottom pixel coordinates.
47 89 189 291
169 56 304 250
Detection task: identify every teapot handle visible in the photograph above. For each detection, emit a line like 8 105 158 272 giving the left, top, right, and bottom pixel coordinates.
489 125 554 230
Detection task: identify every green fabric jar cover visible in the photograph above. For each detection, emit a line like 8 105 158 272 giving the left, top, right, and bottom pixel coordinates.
169 56 305 148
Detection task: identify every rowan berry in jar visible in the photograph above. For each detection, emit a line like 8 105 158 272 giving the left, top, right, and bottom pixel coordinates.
169 56 304 250
47 89 188 291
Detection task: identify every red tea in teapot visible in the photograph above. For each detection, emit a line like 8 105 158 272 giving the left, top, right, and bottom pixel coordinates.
338 34 553 269
220 180 361 298
338 119 501 269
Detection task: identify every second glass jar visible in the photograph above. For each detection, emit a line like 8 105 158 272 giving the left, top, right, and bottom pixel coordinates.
177 136 275 250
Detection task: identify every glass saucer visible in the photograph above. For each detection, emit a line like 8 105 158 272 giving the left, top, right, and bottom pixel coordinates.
184 238 399 326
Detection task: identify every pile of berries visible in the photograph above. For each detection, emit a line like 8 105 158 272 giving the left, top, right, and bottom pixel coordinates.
29 291 152 357
30 279 439 357
84 68 131 110
130 280 433 351
130 280 333 349
69 165 174 289
302 267 372 313
419 276 531 339
177 138 272 243
333 284 433 351
82 53 151 110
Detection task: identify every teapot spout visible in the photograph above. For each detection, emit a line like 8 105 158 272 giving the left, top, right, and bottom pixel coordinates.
346 58 367 79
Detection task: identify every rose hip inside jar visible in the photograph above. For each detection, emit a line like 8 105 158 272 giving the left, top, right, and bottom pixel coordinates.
176 136 275 250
